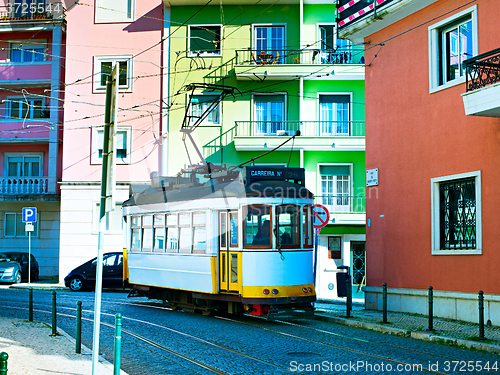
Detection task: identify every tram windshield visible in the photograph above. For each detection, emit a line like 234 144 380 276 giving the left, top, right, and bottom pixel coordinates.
276 205 300 247
244 205 271 248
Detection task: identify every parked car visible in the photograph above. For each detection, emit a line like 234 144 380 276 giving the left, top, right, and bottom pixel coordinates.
64 252 126 291
0 252 39 284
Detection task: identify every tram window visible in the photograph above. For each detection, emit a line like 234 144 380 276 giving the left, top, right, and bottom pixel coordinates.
193 211 206 254
142 215 153 252
276 205 300 248
179 212 192 253
244 205 271 248
131 215 141 251
231 254 238 283
153 214 165 252
230 212 238 247
220 212 227 248
166 214 178 252
179 212 191 226
303 205 313 248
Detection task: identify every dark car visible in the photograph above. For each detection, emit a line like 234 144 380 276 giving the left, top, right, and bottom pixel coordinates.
0 252 39 284
64 252 126 291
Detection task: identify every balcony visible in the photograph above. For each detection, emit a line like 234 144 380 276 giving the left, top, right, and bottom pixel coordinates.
0 1 65 23
234 47 364 80
0 177 49 195
315 195 366 225
462 48 500 117
0 62 51 86
233 120 365 150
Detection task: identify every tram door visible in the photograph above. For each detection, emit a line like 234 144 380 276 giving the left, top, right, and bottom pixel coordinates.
219 211 240 292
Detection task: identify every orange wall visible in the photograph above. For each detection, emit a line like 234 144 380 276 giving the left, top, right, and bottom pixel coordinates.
365 0 500 294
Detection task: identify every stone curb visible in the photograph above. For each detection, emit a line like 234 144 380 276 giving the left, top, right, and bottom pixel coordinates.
315 313 500 354
10 283 69 291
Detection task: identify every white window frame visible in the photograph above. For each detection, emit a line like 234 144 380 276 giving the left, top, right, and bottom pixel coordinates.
252 23 287 52
317 23 337 51
317 92 352 136
428 5 478 94
5 96 46 121
4 152 43 177
91 126 132 165
188 24 222 57
431 170 482 255
9 40 47 63
317 163 353 212
4 212 39 238
93 55 133 93
252 92 287 135
188 92 221 126
95 0 135 23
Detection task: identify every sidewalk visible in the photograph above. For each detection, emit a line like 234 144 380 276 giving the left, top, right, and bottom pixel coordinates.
314 299 500 354
0 317 125 375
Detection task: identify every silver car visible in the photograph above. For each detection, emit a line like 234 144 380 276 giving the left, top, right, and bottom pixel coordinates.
0 253 22 284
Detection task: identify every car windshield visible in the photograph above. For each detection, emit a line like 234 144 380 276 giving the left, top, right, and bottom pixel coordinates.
0 254 12 262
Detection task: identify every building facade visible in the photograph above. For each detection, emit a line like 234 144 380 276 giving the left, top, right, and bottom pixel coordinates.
166 0 366 299
339 0 500 322
0 0 65 278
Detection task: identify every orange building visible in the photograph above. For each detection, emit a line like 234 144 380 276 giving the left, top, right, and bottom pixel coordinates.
339 0 500 324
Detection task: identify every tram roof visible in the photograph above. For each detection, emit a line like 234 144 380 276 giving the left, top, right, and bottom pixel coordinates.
123 166 313 207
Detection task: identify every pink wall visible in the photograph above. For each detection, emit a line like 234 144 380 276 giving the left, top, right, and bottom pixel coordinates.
62 1 163 183
365 0 500 294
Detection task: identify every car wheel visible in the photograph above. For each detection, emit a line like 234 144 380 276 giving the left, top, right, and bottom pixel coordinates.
69 276 85 291
14 271 21 284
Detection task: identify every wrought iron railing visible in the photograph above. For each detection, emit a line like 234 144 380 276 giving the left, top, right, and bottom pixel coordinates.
315 195 366 214
235 47 364 66
0 1 65 21
464 47 500 92
234 120 365 137
0 177 48 194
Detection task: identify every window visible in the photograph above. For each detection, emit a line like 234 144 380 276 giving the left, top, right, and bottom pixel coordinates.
5 154 42 177
428 6 477 92
220 212 227 247
94 55 132 91
4 213 38 237
93 203 123 233
179 212 192 253
11 0 46 18
95 0 134 23
320 165 351 212
91 127 132 164
10 42 46 62
192 212 206 253
229 212 238 247
153 214 165 252
130 215 141 251
303 205 313 248
166 214 179 252
6 97 47 120
254 25 285 63
431 171 482 255
244 205 271 248
142 215 153 252
189 25 221 56
328 237 342 259
319 95 350 135
254 94 285 135
276 205 300 248
189 95 220 126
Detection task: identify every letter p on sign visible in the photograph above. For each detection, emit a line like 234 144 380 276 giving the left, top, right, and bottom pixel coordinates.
22 207 37 223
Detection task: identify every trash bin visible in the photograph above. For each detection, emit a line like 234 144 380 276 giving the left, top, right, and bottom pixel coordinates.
336 265 350 297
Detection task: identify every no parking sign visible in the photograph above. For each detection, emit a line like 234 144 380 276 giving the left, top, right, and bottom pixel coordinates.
312 204 329 229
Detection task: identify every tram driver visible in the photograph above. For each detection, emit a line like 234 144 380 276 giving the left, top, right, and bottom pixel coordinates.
252 219 271 246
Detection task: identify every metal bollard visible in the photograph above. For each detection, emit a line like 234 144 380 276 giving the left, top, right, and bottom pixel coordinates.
51 291 57 336
76 301 82 354
428 286 433 331
29 288 33 322
382 283 388 323
346 277 352 318
114 313 122 375
0 352 8 375
479 291 485 340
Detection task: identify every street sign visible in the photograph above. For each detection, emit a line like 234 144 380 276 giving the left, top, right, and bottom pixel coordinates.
25 223 34 232
22 207 37 223
312 204 329 228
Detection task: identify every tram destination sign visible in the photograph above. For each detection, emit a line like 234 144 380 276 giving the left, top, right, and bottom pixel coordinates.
242 166 305 185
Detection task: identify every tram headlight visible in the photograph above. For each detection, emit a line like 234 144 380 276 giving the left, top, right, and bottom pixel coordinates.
263 289 270 295
272 289 279 295
308 287 313 293
302 287 308 293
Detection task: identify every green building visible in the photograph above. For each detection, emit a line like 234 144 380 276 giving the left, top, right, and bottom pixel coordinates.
164 1 366 300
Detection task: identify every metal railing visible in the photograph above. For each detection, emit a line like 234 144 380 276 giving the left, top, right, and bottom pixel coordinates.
234 120 365 137
235 47 364 66
464 47 500 92
0 177 48 194
315 195 366 214
0 1 65 21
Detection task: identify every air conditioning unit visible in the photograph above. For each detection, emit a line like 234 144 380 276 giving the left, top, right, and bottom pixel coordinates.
276 130 289 136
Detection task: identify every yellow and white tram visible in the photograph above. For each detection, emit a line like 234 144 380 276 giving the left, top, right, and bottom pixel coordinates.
122 165 316 320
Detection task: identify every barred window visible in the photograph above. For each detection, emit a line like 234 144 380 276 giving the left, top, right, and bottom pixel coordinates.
439 178 476 249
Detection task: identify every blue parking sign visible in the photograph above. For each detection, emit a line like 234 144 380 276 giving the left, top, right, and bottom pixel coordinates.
22 207 37 223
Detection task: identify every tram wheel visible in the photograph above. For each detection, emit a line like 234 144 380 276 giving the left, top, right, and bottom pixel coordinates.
201 309 214 316
169 302 180 311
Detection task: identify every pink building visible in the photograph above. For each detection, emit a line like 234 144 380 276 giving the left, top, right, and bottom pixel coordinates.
59 0 165 279
0 0 65 278
338 0 500 323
